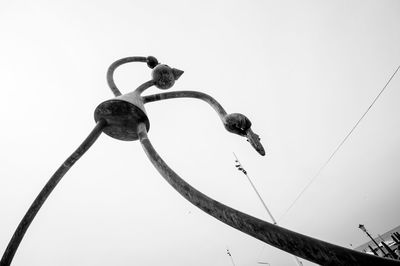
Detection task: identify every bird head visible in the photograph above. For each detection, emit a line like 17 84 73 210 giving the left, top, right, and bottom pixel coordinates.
224 113 265 156
152 64 184 90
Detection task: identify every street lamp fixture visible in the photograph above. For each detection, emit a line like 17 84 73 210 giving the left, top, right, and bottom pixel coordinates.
359 224 367 233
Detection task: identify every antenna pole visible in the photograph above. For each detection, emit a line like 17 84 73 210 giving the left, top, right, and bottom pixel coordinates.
233 153 303 266
226 248 236 266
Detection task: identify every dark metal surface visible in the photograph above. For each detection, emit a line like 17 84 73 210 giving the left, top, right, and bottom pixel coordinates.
369 245 379 256
143 90 228 119
1 119 107 266
107 56 159 96
137 122 400 266
246 128 265 156
3 56 394 266
95 80 154 141
101 57 184 141
382 241 398 259
151 64 184 90
143 91 265 155
107 56 147 96
224 113 265 156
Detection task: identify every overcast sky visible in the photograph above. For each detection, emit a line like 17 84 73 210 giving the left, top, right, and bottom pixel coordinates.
1 1 400 265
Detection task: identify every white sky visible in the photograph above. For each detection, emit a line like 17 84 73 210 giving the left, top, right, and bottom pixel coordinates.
0 1 399 265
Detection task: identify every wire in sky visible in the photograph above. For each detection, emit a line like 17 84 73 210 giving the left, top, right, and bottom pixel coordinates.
279 64 400 221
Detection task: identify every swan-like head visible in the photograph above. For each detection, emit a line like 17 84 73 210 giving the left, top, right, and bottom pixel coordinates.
224 113 252 136
224 113 265 156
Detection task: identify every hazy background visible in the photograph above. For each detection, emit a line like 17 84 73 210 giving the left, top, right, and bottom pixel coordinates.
0 1 399 265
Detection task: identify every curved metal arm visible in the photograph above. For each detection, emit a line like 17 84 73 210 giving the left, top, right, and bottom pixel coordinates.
1 119 107 266
137 122 399 266
143 90 227 122
135 80 155 95
107 56 151 97
143 91 265 156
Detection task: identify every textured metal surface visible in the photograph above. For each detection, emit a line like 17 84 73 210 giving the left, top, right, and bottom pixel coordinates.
246 128 265 156
224 113 265 156
137 122 400 266
106 56 148 96
151 64 184 90
143 90 228 120
95 80 153 141
4 55 394 266
143 91 265 155
1 119 107 266
101 57 184 141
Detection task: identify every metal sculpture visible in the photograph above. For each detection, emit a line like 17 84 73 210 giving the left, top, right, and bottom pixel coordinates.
1 56 399 266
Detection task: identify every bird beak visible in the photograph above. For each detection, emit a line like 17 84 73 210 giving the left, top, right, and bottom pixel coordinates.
246 129 266 156
172 68 184 80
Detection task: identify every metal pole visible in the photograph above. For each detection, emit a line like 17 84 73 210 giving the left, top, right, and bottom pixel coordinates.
233 153 277 224
233 153 303 266
226 248 236 266
369 245 379 256
382 241 398 259
365 230 388 257
1 119 107 266
138 121 400 265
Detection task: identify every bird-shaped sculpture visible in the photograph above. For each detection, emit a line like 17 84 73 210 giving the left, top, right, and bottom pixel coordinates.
104 55 266 156
224 113 265 156
3 56 398 266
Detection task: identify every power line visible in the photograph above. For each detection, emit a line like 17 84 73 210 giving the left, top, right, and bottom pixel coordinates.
279 64 400 221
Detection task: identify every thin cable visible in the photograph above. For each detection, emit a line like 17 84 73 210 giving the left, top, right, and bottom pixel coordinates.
1 119 106 266
280 64 400 221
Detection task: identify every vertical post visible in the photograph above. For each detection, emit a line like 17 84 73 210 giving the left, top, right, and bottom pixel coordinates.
359 224 388 257
369 245 379 256
367 231 388 257
233 153 303 266
226 248 236 266
382 241 398 259
392 235 400 244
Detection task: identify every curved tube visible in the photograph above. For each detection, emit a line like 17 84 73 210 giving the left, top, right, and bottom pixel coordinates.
143 91 265 156
1 119 107 266
143 91 227 122
137 122 400 266
135 80 155 95
107 56 148 96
